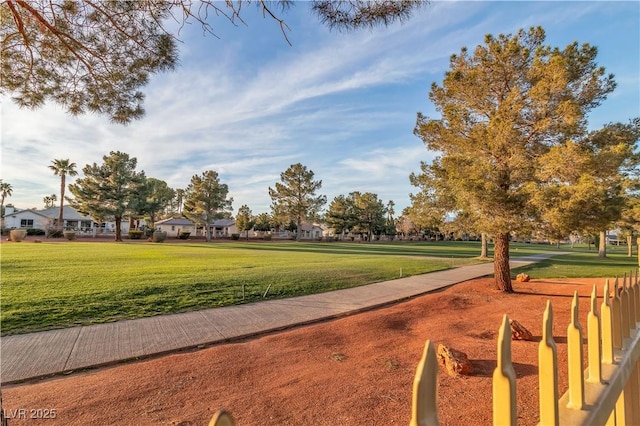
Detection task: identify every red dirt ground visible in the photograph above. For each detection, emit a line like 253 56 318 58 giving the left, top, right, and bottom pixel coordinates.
2 277 610 425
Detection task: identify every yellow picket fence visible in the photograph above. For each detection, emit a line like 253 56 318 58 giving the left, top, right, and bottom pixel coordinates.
209 274 640 426
411 274 640 426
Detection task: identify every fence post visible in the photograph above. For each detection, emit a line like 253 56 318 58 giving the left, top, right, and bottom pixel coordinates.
538 301 559 425
587 285 602 384
493 314 516 426
410 340 439 426
567 291 585 409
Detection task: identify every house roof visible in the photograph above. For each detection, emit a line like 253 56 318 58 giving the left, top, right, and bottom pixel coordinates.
299 222 323 231
38 206 92 220
156 217 195 226
5 206 92 221
4 209 50 219
212 218 235 227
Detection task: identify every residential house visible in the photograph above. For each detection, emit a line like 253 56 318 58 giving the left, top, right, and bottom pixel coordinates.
211 218 237 238
3 207 54 231
272 222 325 240
40 206 95 232
2 205 129 236
156 217 198 237
298 223 324 240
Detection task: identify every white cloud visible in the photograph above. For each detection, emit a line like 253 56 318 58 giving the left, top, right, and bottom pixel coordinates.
1 1 637 215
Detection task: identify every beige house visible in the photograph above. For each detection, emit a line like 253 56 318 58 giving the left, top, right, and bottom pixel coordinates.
155 217 197 237
211 219 237 238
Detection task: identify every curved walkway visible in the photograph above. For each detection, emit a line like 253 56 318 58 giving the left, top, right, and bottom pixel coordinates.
0 254 557 384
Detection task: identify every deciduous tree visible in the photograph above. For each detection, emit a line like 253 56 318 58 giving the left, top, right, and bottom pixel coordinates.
413 27 616 292
235 205 254 241
68 151 144 241
183 170 233 242
269 163 326 241
2 0 426 123
532 119 640 257
253 212 273 233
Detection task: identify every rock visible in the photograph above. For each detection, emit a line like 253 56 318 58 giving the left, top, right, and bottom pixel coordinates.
509 319 533 341
437 344 474 377
516 273 530 282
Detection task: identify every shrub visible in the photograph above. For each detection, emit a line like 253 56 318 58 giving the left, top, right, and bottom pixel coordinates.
230 233 240 240
178 232 191 240
47 229 64 238
26 228 45 236
128 230 144 239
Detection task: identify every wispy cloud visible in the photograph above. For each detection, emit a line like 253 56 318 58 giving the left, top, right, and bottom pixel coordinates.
1 1 637 214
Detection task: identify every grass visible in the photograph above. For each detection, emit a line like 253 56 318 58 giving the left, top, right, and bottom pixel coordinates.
1 240 485 335
513 244 639 278
1 240 636 335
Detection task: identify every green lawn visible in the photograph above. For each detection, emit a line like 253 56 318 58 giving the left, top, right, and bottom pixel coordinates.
1 240 636 335
1 241 486 335
513 244 639 278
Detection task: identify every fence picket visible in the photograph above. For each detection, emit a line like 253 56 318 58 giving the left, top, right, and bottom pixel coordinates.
629 270 639 326
209 410 235 426
612 278 623 350
635 270 640 324
538 301 559 425
601 280 614 364
493 314 517 426
621 275 631 340
410 340 439 426
587 285 602 384
567 292 585 409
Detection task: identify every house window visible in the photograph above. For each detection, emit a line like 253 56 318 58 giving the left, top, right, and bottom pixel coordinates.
20 219 34 228
171 226 175 231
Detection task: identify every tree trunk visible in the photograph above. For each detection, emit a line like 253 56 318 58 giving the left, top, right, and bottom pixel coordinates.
205 222 211 242
627 235 633 257
598 230 606 258
494 233 513 293
296 217 302 242
115 216 122 242
480 233 489 258
58 174 66 230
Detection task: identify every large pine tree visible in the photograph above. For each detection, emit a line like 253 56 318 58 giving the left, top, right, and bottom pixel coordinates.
182 171 233 242
68 151 144 241
413 27 616 292
269 163 326 241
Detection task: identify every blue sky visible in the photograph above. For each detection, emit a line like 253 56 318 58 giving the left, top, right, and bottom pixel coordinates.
1 1 638 215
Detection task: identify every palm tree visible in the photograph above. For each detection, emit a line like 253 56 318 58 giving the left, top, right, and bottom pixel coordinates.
49 159 78 230
43 194 57 208
0 180 13 219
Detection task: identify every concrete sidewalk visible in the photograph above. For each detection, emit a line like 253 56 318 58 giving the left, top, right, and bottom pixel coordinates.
0 254 554 384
